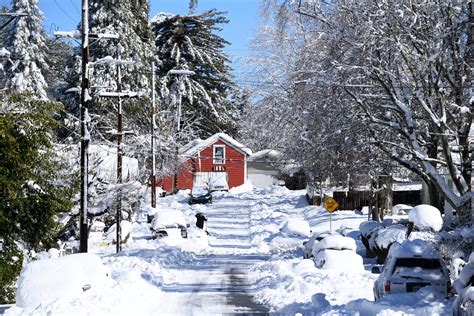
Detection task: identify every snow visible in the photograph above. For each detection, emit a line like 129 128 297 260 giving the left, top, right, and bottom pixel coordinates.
409 204 443 232
280 218 311 237
228 182 254 194
390 239 442 260
248 149 281 161
7 187 455 315
151 209 187 229
313 235 357 253
15 253 110 309
369 224 406 249
104 220 132 242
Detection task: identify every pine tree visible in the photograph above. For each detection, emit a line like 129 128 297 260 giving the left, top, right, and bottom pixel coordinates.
151 10 237 140
0 93 76 303
3 0 49 99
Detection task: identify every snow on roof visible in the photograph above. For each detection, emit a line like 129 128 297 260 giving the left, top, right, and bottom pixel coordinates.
179 133 252 157
408 204 443 232
393 182 422 191
389 239 441 259
248 149 281 162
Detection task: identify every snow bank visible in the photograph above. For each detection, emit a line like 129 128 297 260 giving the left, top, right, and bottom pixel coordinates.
16 253 110 309
151 209 187 229
229 182 254 194
327 286 451 315
409 204 443 231
280 218 311 237
315 249 364 271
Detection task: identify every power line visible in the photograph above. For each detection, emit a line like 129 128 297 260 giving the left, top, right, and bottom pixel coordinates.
54 0 77 24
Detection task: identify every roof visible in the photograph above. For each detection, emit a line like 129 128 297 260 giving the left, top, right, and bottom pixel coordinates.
179 133 252 157
248 149 281 162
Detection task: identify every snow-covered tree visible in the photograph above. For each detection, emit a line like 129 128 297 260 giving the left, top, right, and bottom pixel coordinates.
2 0 49 99
0 93 76 303
262 0 473 225
151 10 238 141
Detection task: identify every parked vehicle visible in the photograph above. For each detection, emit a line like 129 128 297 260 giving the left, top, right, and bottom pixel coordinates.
373 239 451 300
189 185 212 204
312 235 364 271
209 175 229 192
303 231 341 259
452 253 474 316
150 209 189 239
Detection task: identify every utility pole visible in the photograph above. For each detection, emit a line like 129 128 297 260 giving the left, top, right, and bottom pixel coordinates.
151 62 157 208
79 0 90 253
54 4 120 253
95 47 140 253
116 43 123 253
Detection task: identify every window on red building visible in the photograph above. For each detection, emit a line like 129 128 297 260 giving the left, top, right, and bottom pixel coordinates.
213 145 225 164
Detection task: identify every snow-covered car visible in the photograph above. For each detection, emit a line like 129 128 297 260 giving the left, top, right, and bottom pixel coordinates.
303 231 341 259
312 235 364 271
453 253 474 316
373 239 451 300
150 209 189 239
189 185 212 204
209 175 229 192
280 218 311 238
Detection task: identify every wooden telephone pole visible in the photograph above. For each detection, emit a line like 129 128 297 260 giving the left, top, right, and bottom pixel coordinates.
79 0 90 253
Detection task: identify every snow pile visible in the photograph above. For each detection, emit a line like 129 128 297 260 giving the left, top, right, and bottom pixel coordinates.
105 220 133 242
229 182 254 194
15 253 111 309
369 224 406 250
280 218 311 237
326 286 451 315
409 204 443 231
151 209 187 229
251 258 376 313
314 249 364 271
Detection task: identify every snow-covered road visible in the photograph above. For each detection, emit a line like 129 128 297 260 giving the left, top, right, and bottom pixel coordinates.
157 195 271 314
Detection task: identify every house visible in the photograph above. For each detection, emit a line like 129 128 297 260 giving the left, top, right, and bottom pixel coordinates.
247 149 282 189
158 133 252 193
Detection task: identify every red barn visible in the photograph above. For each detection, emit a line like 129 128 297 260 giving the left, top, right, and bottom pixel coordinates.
158 133 252 193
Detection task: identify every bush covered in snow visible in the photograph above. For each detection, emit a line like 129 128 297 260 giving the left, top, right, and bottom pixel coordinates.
16 253 110 309
408 204 443 232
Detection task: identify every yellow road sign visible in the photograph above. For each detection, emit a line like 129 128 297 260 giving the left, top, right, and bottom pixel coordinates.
323 197 339 213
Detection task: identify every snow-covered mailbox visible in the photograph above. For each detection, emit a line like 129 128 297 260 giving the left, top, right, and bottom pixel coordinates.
157 133 252 193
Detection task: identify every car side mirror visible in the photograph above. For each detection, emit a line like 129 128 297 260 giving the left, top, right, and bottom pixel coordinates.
371 266 382 274
187 224 190 228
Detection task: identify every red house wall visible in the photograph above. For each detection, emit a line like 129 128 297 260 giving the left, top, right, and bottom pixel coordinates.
157 139 246 192
198 140 245 188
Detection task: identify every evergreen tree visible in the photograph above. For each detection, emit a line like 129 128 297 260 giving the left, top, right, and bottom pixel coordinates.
0 93 76 303
3 0 49 99
151 10 237 140
60 0 155 130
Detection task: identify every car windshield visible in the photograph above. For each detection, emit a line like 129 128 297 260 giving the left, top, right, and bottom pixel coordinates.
394 258 441 269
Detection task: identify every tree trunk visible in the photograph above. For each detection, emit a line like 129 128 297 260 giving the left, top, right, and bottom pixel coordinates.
378 175 393 218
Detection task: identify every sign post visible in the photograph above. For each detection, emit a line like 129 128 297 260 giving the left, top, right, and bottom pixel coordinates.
323 197 339 232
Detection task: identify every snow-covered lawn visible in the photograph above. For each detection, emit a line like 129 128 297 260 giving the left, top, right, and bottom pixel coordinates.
6 186 454 315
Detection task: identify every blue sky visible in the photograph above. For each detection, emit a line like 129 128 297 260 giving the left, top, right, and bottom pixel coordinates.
0 0 261 73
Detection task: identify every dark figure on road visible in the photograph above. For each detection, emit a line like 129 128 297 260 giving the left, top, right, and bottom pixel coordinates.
196 213 209 235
